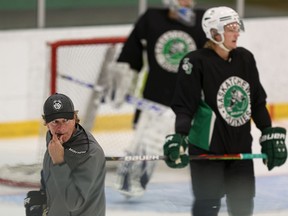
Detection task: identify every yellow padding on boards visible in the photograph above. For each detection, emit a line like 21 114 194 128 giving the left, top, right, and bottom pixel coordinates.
1 103 288 138
93 114 133 132
0 120 40 138
267 103 288 120
0 114 134 138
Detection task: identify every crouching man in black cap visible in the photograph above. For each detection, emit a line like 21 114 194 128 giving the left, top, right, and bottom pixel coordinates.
24 93 106 216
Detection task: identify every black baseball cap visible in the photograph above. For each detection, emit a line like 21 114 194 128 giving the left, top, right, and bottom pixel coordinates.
43 93 75 123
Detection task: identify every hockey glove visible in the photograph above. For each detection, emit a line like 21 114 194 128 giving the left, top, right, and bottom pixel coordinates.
107 62 138 108
163 133 189 168
24 190 47 216
260 127 287 171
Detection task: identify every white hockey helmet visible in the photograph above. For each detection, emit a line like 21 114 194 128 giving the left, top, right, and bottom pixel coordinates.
163 0 196 26
202 6 244 44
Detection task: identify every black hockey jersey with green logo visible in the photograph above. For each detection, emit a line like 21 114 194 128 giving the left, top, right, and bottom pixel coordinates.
118 8 207 106
172 47 272 153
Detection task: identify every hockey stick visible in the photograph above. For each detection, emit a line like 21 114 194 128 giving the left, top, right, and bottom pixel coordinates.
59 74 169 114
105 153 267 161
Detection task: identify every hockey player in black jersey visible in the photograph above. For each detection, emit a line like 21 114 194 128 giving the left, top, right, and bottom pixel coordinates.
164 6 287 216
110 0 207 197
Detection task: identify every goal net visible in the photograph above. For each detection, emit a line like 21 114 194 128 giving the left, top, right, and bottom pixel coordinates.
46 36 135 158
0 36 140 187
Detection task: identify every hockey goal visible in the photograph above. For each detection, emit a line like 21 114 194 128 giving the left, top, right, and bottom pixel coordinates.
46 36 136 158
0 36 141 188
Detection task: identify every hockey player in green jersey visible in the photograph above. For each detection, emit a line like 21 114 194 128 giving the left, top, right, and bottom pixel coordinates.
111 0 207 198
164 6 287 216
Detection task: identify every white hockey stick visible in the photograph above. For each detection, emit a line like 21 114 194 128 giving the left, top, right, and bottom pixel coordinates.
58 74 169 114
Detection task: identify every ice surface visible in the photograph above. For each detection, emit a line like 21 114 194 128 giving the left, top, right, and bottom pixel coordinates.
0 121 287 216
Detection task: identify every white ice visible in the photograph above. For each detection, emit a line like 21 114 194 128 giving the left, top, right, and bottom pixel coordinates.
0 120 288 216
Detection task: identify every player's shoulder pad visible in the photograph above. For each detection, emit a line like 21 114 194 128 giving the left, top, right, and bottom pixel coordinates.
184 48 211 62
233 47 255 62
140 8 168 25
145 8 168 16
194 8 206 16
235 47 253 56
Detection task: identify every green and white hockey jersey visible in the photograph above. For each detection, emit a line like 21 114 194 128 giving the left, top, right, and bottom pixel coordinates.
172 47 272 153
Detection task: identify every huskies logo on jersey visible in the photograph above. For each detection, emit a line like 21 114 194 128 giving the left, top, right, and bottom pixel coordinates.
217 76 251 127
155 30 196 72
